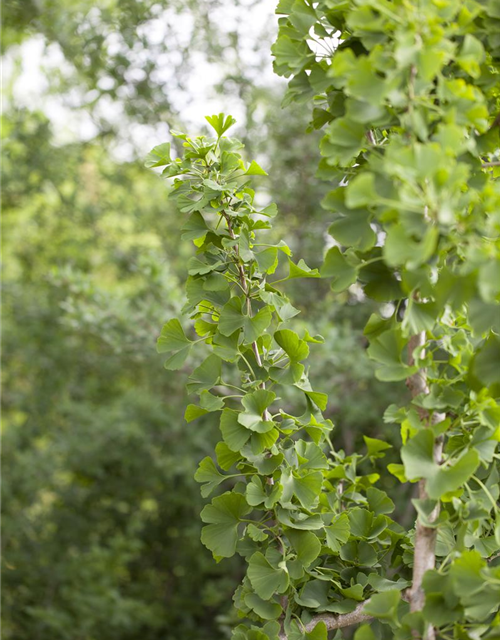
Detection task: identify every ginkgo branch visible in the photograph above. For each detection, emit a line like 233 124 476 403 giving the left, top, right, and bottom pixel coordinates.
278 602 373 640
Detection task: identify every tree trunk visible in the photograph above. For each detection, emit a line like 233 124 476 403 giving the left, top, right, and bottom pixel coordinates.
406 332 445 640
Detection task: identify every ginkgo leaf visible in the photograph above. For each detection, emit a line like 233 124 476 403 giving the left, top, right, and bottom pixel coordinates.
220 409 251 451
194 457 227 498
157 319 193 370
247 552 289 600
325 513 350 553
219 297 272 344
281 468 323 509
244 592 282 620
245 160 268 176
274 329 309 362
144 142 171 168
401 430 481 499
200 492 250 558
239 390 276 433
287 530 321 567
205 113 237 137
186 354 222 394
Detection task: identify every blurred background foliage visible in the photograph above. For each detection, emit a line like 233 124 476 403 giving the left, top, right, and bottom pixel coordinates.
2 1 402 639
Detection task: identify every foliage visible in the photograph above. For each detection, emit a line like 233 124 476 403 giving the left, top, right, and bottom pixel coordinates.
270 0 500 638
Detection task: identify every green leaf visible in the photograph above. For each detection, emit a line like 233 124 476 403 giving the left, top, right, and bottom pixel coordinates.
288 0 317 34
321 117 366 166
246 523 268 542
215 442 241 471
328 212 376 252
205 113 237 137
212 330 240 362
367 329 417 381
295 440 328 470
325 513 350 553
199 390 224 411
426 450 480 500
247 552 289 600
200 491 250 558
320 247 358 292
157 318 191 353
402 430 481 499
186 354 222 394
384 224 438 270
471 336 500 388
271 34 314 74
244 593 282 620
195 457 227 498
449 551 486 597
345 173 378 208
281 468 323 509
401 429 436 480
387 463 407 483
363 436 392 458
220 409 251 451
239 390 276 433
181 212 208 241
187 256 223 276
256 247 279 274
348 508 387 539
287 530 321 567
402 299 439 334
157 319 193 370
354 626 376 640
288 258 321 280
245 160 268 176
322 187 376 251
184 404 208 423
246 476 282 509
306 621 328 640
276 508 324 530
145 142 171 168
294 579 329 608
363 590 401 622
259 203 278 218
219 297 273 344
366 487 395 515
274 329 309 362
457 34 485 78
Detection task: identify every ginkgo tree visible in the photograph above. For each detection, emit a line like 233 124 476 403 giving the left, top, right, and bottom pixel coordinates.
147 1 500 637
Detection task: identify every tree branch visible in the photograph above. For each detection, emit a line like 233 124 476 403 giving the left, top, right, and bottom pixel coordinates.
406 332 445 640
278 601 373 639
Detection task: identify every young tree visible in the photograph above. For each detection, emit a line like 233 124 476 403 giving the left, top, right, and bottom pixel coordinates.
149 2 500 638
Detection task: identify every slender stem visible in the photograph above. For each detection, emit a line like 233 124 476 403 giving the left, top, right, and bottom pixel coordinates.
222 210 271 419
